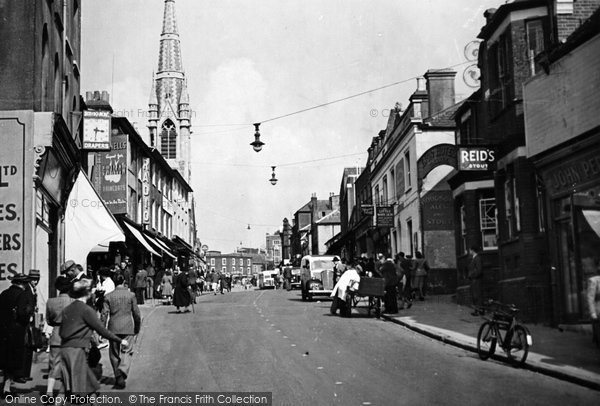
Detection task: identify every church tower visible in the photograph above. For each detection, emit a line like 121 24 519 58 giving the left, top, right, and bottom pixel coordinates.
148 0 192 183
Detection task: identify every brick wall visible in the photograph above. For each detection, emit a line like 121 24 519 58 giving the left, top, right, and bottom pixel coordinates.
556 0 600 42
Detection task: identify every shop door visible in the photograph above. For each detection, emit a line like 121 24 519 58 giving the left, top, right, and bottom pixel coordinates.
556 193 600 321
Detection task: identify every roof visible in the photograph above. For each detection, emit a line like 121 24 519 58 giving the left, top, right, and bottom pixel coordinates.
424 101 464 127
316 209 341 225
478 1 546 40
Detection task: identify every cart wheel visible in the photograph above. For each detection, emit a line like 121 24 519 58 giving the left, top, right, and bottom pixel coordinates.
375 298 381 319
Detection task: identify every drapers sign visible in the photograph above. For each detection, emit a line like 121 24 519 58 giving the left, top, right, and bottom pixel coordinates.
83 110 111 150
0 118 25 284
458 147 496 171
93 134 128 214
376 205 394 228
142 158 151 224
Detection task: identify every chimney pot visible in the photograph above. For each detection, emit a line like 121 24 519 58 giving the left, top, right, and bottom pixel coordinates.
85 91 92 101
101 91 109 102
416 77 426 92
484 8 496 23
93 90 100 100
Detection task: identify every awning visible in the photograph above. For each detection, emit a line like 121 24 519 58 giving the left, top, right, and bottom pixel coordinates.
65 170 125 266
123 222 161 257
143 233 176 259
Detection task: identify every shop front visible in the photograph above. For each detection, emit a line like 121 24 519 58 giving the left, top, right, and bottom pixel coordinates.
536 134 600 324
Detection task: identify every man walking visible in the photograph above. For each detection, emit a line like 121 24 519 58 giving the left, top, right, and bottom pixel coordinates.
102 275 141 389
133 266 148 305
468 246 485 316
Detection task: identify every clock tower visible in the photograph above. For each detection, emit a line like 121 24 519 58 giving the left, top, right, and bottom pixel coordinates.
147 0 192 183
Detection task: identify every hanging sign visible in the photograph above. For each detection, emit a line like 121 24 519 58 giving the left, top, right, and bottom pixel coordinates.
458 147 496 171
142 158 151 224
93 134 128 214
376 205 394 227
361 204 374 216
83 111 111 150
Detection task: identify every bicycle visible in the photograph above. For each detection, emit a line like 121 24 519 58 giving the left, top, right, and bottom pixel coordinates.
476 300 532 366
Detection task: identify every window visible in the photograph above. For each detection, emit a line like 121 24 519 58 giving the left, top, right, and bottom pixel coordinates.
504 176 520 239
247 259 251 266
404 150 411 189
247 267 251 274
479 198 498 250
536 180 546 233
232 258 236 266
374 185 380 204
406 218 413 255
222 267 226 273
382 175 388 204
222 258 226 266
240 267 244 274
526 19 545 74
160 119 177 159
460 205 467 254
210 258 215 266
390 168 396 200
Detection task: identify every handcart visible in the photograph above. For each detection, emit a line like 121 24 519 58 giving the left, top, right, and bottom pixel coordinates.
350 277 385 318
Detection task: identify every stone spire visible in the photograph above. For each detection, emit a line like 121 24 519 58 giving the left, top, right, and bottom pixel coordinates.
147 0 193 183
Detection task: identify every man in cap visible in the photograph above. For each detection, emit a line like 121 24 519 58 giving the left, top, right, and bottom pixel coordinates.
0 274 35 393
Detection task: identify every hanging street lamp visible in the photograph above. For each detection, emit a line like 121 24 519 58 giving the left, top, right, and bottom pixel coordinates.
269 166 278 186
250 123 264 152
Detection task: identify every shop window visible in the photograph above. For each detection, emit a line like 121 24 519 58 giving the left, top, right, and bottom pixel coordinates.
36 190 51 229
460 205 467 254
479 198 498 250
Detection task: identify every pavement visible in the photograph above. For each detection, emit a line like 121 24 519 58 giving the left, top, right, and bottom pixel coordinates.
3 288 599 405
364 294 600 391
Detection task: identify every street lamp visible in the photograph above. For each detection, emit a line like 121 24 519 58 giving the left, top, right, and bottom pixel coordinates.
250 123 264 152
269 166 278 186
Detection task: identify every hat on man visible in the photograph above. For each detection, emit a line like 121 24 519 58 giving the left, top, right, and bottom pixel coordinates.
10 274 31 284
28 269 41 280
98 267 112 277
61 260 76 274
333 256 340 263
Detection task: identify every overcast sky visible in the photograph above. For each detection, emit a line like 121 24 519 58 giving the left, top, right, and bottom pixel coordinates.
81 0 500 252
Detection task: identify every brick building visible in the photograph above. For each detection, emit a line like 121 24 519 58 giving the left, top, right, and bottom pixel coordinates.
205 251 253 276
290 194 340 257
524 6 600 324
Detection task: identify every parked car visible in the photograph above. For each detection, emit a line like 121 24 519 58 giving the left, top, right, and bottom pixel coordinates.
300 255 336 300
290 268 302 289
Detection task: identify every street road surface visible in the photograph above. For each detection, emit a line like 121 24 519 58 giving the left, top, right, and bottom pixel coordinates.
123 290 598 406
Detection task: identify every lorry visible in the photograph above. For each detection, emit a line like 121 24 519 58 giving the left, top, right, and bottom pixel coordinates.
300 255 337 300
258 269 279 289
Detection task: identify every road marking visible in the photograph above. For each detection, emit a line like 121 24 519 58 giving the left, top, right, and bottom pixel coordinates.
277 330 281 333
335 381 343 385
291 344 296 347
283 336 288 339
317 367 323 370
362 402 372 405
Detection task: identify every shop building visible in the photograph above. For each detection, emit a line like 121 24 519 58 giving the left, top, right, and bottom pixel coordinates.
523 7 600 324
0 0 83 313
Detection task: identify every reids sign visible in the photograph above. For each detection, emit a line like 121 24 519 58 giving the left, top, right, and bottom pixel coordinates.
458 147 495 171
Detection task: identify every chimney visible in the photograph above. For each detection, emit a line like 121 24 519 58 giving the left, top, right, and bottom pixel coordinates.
85 90 114 113
484 8 496 23
424 69 456 118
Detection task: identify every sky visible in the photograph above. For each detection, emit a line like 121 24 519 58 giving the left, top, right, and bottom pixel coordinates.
81 0 500 252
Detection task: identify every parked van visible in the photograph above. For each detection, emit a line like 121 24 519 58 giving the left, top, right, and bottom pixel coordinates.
300 255 336 300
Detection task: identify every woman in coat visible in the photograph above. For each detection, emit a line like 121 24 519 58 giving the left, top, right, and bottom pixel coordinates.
160 270 174 304
412 251 430 301
172 269 192 313
0 274 35 395
59 279 127 395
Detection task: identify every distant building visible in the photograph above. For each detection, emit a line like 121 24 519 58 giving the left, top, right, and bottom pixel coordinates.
205 251 253 275
266 231 282 265
291 194 340 257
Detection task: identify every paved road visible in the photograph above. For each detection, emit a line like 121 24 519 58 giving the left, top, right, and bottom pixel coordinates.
124 289 599 406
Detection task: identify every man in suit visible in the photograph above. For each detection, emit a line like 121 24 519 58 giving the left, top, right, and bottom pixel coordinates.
468 246 485 316
102 274 141 389
133 267 148 305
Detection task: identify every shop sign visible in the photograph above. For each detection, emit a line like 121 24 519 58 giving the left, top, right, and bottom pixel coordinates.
543 148 600 195
162 195 173 215
142 158 151 224
376 205 394 228
417 144 458 180
361 204 374 216
458 147 496 171
93 134 128 214
421 191 454 231
83 110 111 150
0 118 25 284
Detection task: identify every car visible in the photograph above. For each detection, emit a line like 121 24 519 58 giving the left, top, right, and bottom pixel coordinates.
300 255 336 301
290 268 302 289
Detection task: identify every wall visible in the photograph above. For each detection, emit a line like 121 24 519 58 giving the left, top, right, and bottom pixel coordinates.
524 33 600 157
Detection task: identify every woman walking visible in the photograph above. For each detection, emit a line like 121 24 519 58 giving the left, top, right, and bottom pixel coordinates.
59 279 128 395
160 270 174 305
412 251 430 301
172 269 192 313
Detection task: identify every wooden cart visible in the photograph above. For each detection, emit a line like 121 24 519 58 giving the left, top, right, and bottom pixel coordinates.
351 277 385 318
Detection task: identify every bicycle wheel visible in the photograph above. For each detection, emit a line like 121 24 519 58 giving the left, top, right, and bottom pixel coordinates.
477 321 497 360
507 325 530 366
